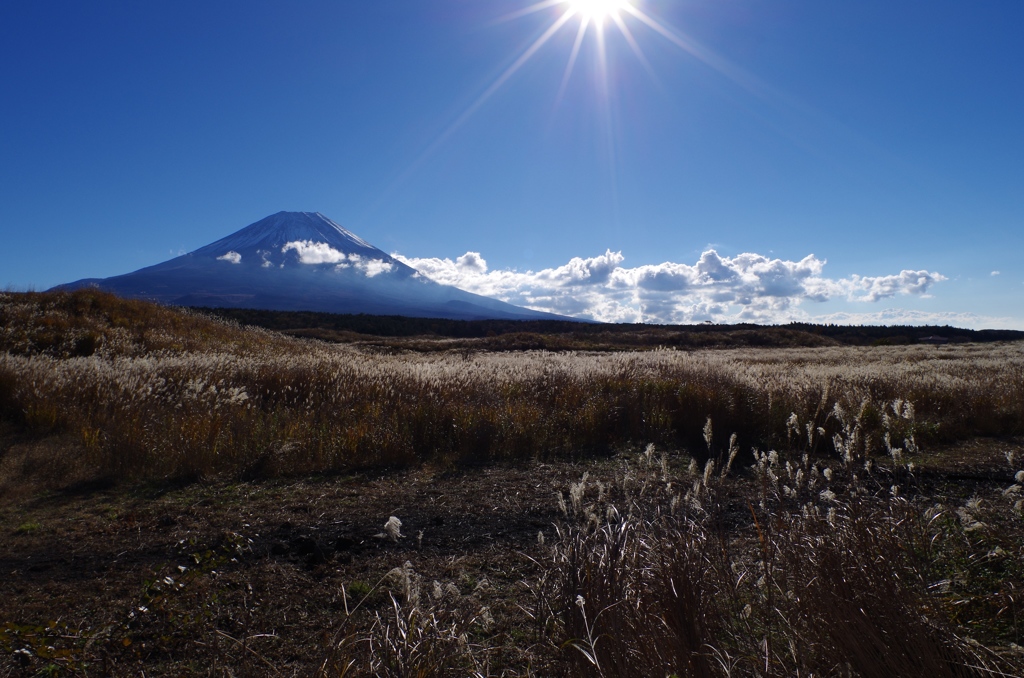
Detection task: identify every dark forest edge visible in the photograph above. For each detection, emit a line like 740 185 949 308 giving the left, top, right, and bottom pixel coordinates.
203 305 1024 350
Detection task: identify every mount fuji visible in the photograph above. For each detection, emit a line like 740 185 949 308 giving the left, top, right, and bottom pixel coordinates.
57 212 572 321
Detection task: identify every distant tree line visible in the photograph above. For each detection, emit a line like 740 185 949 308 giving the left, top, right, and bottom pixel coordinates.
199 307 1024 347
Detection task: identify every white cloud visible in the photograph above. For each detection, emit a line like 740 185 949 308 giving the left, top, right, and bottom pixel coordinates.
839 270 946 302
216 251 242 264
802 309 1024 331
348 254 393 278
992 270 1001 276
456 251 487 274
282 241 393 277
393 248 948 324
282 240 348 264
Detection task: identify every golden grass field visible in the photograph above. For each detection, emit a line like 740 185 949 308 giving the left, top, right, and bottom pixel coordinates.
2 290 1023 676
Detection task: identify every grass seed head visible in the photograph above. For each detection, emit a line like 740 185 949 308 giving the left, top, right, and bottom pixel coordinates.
702 459 715 488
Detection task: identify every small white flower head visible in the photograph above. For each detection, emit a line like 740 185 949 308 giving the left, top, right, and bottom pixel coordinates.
768 450 779 467
741 603 753 619
1016 470 1024 484
819 489 837 503
537 530 545 545
891 485 900 497
687 458 698 476
576 595 586 609
823 467 833 482
384 516 403 541
864 459 873 473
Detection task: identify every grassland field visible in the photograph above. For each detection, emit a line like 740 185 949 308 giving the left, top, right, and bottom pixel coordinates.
1 290 1023 676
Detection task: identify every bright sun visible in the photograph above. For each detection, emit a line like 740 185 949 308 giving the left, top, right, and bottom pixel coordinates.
568 0 631 22
410 0 702 168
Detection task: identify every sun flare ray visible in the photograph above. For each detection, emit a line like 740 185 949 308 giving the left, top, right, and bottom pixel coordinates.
395 9 577 175
556 16 591 106
371 0 716 216
621 4 769 98
494 0 564 24
610 12 657 82
569 0 631 23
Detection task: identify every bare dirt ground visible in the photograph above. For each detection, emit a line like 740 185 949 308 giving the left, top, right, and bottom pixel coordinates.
0 425 598 676
1 430 1022 676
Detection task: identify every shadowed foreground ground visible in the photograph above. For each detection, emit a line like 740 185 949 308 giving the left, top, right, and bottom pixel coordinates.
3 432 1024 676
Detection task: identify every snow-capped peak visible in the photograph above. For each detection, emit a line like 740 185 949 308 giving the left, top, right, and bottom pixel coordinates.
195 211 380 258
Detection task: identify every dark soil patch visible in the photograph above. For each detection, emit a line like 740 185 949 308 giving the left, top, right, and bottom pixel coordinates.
1 437 1021 676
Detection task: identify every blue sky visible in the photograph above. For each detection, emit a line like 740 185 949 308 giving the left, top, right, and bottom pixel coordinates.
2 1 1022 327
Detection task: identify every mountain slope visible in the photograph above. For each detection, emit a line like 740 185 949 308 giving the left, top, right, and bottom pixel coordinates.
57 212 574 321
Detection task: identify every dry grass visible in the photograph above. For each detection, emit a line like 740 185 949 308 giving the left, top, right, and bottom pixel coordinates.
3 291 1024 675
1 291 1023 484
551 449 1024 677
2 441 1023 676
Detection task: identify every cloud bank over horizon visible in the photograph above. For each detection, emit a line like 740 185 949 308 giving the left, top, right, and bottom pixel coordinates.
394 248 952 325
